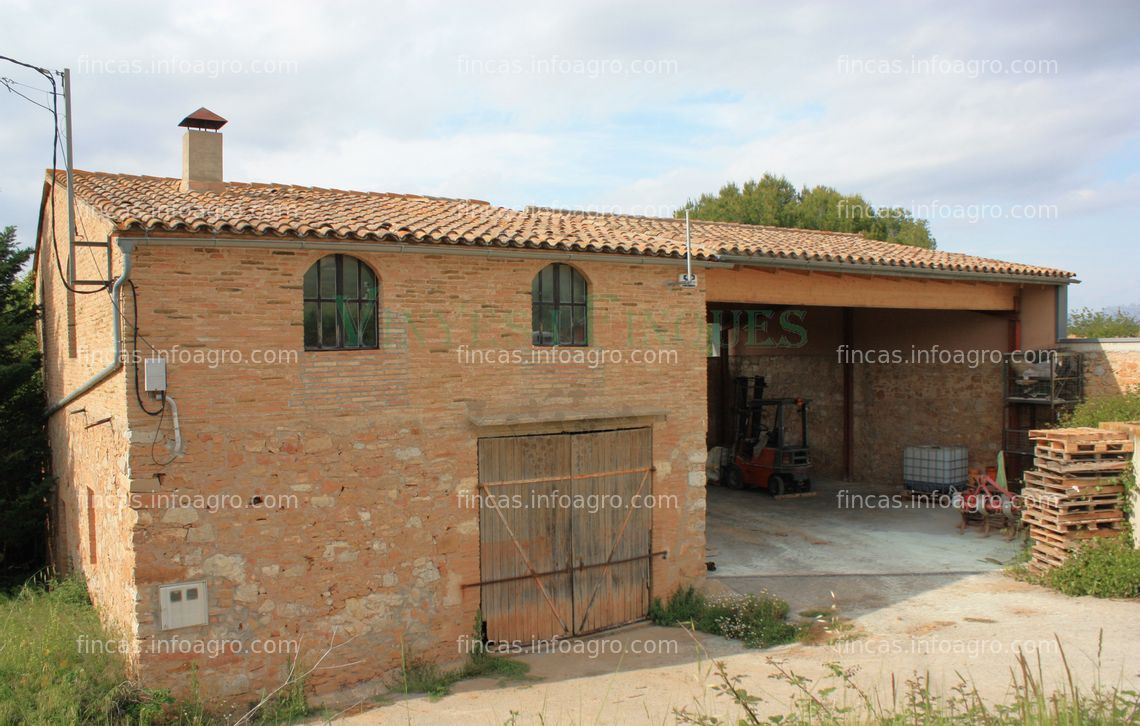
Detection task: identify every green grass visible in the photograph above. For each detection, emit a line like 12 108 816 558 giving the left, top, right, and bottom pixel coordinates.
391 641 531 700
0 575 309 725
0 575 166 724
649 586 800 648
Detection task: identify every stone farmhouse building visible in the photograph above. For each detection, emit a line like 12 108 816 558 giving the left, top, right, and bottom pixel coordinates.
35 111 1073 699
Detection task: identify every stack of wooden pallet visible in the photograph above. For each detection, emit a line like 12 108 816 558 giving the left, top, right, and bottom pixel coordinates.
1022 427 1132 574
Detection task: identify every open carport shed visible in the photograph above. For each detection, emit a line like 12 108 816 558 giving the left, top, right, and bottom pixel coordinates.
705 263 1066 485
701 259 1070 614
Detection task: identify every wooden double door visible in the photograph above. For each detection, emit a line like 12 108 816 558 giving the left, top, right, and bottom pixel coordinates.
477 428 653 642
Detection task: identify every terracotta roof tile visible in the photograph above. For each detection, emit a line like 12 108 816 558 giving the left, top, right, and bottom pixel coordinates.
57 170 1073 280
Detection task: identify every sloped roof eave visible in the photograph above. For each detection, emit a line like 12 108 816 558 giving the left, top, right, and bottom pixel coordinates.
56 169 1076 281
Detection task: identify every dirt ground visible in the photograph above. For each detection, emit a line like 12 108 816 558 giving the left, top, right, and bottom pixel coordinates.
322 482 1138 724
324 572 1139 724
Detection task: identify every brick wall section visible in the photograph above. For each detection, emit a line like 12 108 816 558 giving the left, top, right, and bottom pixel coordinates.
37 187 140 650
1061 341 1140 398
121 240 708 698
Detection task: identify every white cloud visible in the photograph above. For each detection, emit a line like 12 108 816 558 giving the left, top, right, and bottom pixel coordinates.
1 0 1138 308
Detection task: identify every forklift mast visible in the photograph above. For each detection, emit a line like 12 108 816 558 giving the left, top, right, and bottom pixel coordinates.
733 376 766 441
732 376 810 450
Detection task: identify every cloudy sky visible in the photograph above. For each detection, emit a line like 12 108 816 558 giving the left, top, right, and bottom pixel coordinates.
2 0 1137 309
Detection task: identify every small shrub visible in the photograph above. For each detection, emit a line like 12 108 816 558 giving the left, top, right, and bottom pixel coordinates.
1046 536 1140 598
1068 307 1140 339
391 654 530 700
649 586 799 648
243 670 310 725
391 616 530 700
649 585 708 625
393 659 454 698
1058 391 1140 428
461 654 529 681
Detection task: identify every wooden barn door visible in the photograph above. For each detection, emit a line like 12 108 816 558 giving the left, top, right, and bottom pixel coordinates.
570 428 653 634
478 434 574 643
478 428 653 644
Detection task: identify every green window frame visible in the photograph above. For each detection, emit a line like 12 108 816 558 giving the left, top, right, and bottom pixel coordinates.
303 254 379 350
531 263 588 346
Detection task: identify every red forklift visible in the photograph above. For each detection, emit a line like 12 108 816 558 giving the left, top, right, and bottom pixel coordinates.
721 377 814 496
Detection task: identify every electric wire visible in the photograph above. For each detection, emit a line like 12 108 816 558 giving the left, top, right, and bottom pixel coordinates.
0 75 56 92
1 77 55 112
4 54 179 463
0 54 108 294
150 395 171 466
129 280 164 417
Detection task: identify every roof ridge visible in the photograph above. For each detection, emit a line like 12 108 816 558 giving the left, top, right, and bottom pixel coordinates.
63 169 492 206
524 204 874 239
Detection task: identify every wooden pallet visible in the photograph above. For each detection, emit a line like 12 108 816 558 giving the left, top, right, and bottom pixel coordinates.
1035 438 1133 455
1029 547 1069 571
1032 538 1075 560
1034 446 1132 464
1022 469 1124 494
1029 427 1129 444
1033 453 1130 475
1020 487 1122 512
1007 427 1131 578
1029 525 1120 549
1021 507 1124 532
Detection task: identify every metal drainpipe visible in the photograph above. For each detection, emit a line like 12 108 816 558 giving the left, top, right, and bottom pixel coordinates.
45 239 135 417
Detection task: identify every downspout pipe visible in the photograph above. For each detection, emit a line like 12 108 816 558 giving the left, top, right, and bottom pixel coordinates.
46 238 135 417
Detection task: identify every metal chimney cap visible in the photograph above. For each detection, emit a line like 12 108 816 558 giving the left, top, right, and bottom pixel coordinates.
178 107 227 131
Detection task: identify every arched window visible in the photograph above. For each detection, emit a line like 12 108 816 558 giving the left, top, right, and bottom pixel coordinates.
531 263 587 346
303 254 379 350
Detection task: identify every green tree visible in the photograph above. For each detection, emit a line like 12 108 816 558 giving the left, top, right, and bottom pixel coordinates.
1068 307 1140 339
680 174 798 228
680 175 937 249
0 225 48 572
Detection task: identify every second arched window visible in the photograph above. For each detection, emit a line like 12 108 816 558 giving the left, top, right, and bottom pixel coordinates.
303 254 379 350
532 263 587 346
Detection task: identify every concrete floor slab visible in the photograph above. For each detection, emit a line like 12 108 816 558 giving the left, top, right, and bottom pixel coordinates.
706 478 1023 615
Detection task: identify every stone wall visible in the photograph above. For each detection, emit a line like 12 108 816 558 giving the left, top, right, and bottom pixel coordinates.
38 186 140 651
725 307 1009 485
852 360 1004 484
118 240 709 699
1060 340 1140 398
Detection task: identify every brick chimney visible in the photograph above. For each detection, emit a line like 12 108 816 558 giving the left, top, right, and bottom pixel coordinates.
178 107 227 192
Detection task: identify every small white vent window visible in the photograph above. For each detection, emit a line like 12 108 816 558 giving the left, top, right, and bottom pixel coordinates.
159 581 208 630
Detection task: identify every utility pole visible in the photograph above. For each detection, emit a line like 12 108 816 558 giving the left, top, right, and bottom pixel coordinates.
62 67 76 284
